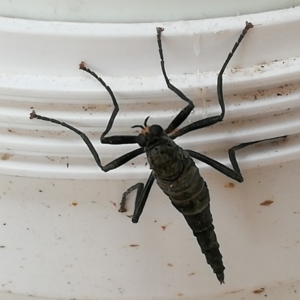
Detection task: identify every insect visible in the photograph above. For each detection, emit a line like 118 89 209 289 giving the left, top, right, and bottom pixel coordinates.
30 22 265 283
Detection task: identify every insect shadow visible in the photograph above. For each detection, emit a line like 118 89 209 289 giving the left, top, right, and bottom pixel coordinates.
30 22 282 284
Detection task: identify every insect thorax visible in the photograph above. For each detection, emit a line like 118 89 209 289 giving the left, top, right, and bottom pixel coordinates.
145 137 186 180
145 137 209 215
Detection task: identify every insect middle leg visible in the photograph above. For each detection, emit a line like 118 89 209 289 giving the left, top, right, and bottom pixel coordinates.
30 62 148 172
167 22 254 139
30 109 145 172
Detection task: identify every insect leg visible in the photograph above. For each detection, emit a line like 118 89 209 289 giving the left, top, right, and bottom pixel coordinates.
30 110 145 172
186 135 285 181
156 27 194 134
119 183 144 212
171 22 253 139
186 149 243 182
79 62 138 144
119 172 155 223
29 62 150 171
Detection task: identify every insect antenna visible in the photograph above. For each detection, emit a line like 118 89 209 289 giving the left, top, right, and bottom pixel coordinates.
144 116 150 127
131 116 150 129
131 124 144 129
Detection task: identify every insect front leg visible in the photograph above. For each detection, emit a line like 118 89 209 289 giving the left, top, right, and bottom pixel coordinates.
79 62 139 145
171 22 254 139
30 63 148 171
156 27 195 134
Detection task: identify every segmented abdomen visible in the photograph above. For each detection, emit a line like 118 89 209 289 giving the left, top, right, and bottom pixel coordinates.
155 152 225 283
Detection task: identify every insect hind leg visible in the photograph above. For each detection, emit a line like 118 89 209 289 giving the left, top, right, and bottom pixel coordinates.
119 172 155 223
186 135 286 183
227 135 287 180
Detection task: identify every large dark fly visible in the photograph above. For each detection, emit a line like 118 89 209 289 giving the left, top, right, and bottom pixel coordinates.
30 22 265 283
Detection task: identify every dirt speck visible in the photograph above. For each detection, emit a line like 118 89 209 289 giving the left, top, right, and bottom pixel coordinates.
1 154 12 161
224 182 235 188
260 200 274 206
253 287 265 294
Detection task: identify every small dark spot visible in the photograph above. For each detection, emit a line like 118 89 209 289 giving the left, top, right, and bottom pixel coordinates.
224 182 235 188
129 244 139 247
110 201 117 207
39 190 43 193
71 202 78 206
260 200 274 206
1 154 11 161
226 289 244 294
3 223 6 226
67 163 69 168
277 93 282 96
167 263 173 267
161 225 167 231
253 288 265 294
0 245 5 248
188 272 195 276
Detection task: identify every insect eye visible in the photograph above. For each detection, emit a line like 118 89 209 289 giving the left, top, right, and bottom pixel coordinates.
137 134 146 147
150 125 163 136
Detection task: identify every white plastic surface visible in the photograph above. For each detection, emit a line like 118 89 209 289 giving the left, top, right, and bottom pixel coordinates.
1 7 300 179
0 0 300 22
1 4 300 300
1 161 300 300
